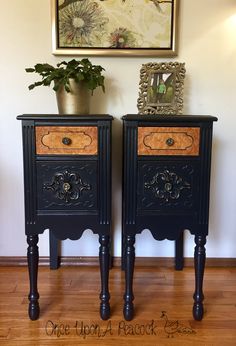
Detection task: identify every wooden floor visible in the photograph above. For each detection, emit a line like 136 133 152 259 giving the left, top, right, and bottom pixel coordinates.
0 266 236 346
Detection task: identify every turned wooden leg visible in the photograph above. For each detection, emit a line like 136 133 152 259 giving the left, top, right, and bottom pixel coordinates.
123 235 135 321
99 235 110 320
193 235 206 321
175 232 184 270
27 235 40 320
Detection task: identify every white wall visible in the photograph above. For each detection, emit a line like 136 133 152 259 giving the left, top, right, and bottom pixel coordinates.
0 0 236 258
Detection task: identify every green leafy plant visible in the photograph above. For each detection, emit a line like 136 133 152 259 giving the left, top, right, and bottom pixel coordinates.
26 58 105 94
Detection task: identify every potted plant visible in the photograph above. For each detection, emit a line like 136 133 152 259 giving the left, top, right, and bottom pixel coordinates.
26 58 105 115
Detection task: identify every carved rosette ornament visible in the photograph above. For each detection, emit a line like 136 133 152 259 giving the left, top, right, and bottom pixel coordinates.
144 169 191 203
43 170 91 203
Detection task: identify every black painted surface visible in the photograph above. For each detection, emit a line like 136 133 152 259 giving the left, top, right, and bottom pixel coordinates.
37 161 98 211
137 160 200 212
17 114 113 320
122 114 217 321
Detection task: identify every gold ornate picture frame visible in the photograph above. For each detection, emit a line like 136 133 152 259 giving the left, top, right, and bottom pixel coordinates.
51 0 179 57
137 62 186 115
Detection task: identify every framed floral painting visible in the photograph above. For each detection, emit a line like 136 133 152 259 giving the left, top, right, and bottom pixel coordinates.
51 0 179 56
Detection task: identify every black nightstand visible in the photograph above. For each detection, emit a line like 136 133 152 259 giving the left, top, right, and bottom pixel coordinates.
17 114 113 321
122 114 217 321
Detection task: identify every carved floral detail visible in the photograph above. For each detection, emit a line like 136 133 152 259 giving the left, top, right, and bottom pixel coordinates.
43 170 91 203
144 169 191 202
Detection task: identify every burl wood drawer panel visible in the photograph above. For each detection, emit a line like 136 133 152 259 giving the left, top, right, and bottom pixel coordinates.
36 126 98 155
138 127 200 156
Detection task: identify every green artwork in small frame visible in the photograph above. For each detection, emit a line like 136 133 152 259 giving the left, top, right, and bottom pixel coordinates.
137 62 186 115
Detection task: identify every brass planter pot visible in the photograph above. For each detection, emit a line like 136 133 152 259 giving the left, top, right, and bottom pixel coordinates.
56 79 90 115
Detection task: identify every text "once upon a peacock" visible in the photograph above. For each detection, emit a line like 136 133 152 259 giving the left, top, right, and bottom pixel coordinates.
45 319 158 338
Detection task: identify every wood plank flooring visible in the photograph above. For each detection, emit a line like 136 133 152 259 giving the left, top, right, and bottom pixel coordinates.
0 266 236 345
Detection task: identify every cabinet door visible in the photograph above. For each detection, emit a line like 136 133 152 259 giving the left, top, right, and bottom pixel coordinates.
36 161 98 211
137 160 200 213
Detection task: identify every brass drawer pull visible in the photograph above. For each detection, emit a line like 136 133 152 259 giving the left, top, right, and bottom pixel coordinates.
62 137 72 146
166 138 175 146
63 182 71 192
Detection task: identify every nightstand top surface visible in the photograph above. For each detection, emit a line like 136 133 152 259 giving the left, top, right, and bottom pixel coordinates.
17 114 113 121
122 114 218 122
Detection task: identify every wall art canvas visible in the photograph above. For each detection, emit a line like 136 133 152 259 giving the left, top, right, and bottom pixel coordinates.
52 0 179 56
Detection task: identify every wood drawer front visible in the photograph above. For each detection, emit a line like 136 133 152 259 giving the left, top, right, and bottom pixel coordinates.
138 127 200 156
36 126 98 155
